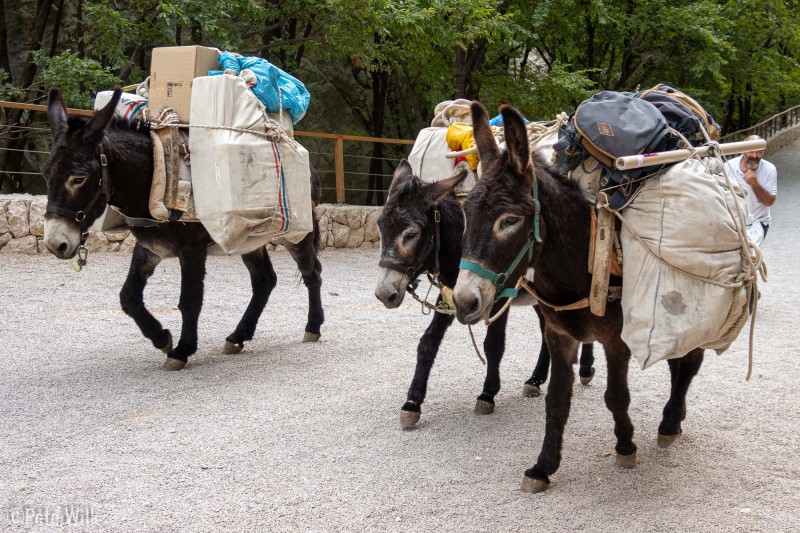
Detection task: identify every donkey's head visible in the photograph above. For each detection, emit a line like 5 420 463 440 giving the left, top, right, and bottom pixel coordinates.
453 103 541 324
374 160 466 308
43 88 121 259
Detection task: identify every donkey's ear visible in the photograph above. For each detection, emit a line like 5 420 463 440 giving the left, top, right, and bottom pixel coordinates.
470 101 500 166
423 168 469 207
387 159 415 197
47 88 68 143
500 105 532 182
82 88 121 145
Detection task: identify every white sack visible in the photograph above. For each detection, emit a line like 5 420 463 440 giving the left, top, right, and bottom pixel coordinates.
94 91 148 124
620 158 752 369
189 74 312 255
408 127 456 183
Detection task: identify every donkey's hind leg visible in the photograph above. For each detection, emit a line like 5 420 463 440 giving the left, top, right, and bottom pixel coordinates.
579 343 596 385
120 244 172 356
476 304 510 414
224 247 277 354
603 338 636 468
284 230 324 342
658 348 704 448
524 305 550 397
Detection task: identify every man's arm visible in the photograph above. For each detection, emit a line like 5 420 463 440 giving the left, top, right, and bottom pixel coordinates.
743 169 777 206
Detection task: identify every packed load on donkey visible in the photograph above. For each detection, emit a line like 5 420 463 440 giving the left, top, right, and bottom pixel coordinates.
408 86 766 375
93 45 314 255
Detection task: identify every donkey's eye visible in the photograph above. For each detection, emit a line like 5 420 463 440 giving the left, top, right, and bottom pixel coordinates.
403 231 419 243
500 216 520 230
69 175 87 187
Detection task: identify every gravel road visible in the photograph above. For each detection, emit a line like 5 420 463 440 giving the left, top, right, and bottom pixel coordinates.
1 142 798 532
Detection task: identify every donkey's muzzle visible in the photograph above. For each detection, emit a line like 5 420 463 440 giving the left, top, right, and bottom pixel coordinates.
44 217 81 259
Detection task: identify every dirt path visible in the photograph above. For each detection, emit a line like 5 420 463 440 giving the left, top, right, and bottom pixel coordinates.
1 143 798 531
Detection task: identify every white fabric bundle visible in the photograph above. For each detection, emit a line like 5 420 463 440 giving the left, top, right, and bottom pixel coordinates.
620 158 753 369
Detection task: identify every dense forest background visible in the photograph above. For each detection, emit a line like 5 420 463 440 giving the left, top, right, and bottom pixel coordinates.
2 0 799 203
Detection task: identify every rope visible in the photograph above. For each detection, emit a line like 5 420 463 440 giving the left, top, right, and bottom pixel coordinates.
467 324 487 366
141 105 297 151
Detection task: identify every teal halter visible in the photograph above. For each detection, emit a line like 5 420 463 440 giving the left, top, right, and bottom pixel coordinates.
459 179 543 303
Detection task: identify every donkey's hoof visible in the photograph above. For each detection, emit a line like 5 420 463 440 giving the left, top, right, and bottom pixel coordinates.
223 341 243 354
523 383 542 397
521 476 550 493
400 410 420 430
657 432 681 448
615 450 637 469
474 399 495 415
579 375 594 385
159 334 173 354
162 357 186 371
303 332 321 343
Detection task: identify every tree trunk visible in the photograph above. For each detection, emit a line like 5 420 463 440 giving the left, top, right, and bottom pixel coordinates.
3 0 53 193
453 36 488 100
0 0 11 75
366 70 388 206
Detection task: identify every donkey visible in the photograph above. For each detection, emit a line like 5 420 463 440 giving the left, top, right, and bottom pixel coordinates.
374 160 595 429
451 102 704 492
43 88 324 370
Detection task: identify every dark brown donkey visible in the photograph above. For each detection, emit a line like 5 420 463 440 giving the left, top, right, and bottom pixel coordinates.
43 88 324 370
374 160 595 428
451 102 704 492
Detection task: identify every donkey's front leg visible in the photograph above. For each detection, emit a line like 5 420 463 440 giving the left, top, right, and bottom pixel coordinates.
475 303 510 414
162 245 208 370
401 308 455 429
284 231 324 342
524 304 550 397
120 244 172 356
522 327 578 493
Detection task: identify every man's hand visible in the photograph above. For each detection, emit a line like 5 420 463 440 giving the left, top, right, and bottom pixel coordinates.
743 169 759 188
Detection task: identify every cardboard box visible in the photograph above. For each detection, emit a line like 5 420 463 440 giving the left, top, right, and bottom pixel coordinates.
149 46 221 122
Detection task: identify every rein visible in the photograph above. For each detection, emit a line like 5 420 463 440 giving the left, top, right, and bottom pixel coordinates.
459 179 543 303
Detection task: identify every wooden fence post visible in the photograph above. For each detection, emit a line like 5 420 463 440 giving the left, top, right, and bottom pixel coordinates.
334 136 345 203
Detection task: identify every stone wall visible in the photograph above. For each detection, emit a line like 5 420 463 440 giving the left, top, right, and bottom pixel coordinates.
0 195 383 255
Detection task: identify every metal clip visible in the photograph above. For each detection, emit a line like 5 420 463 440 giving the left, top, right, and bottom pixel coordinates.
68 245 89 272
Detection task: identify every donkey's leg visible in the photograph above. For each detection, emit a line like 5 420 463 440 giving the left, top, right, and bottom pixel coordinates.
223 247 277 354
475 304 510 414
578 343 596 385
657 348 704 448
119 244 172 355
161 245 209 370
603 339 636 468
284 231 324 342
522 327 578 493
401 309 455 429
524 305 550 397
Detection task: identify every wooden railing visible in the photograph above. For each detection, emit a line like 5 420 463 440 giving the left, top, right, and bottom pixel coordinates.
0 101 415 204
720 105 800 142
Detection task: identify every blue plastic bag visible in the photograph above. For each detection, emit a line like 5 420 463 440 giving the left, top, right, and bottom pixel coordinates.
211 51 310 124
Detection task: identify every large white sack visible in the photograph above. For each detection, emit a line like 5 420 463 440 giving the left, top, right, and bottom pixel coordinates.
189 74 313 255
408 127 455 183
94 91 148 124
620 158 751 369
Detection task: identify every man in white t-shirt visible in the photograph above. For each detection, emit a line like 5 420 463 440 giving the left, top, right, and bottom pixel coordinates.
724 135 777 247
